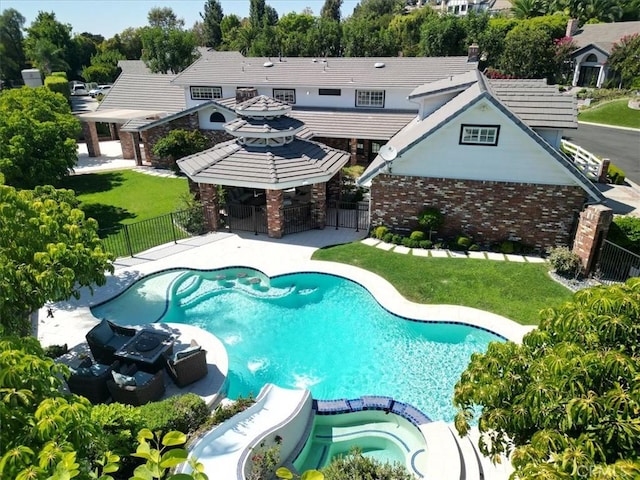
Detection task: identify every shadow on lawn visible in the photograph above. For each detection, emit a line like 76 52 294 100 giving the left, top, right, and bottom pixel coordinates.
82 203 135 233
58 172 126 195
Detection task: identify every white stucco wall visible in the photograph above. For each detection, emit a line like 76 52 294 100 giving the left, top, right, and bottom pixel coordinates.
198 106 233 130
391 99 581 186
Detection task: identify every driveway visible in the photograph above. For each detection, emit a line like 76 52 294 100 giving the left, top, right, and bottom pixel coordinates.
564 123 640 184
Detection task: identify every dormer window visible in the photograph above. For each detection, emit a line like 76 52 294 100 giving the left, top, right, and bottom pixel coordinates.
459 124 500 146
190 86 222 100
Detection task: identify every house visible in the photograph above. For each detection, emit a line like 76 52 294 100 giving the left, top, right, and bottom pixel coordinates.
567 19 640 88
78 51 478 167
357 70 605 250
440 0 511 16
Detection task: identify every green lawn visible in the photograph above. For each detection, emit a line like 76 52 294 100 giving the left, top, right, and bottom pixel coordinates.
578 98 640 129
312 243 573 325
58 170 189 256
59 170 189 228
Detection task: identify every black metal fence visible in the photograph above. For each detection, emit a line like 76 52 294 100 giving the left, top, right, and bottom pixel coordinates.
283 203 315 235
99 207 206 258
326 200 370 231
596 240 640 284
223 203 268 235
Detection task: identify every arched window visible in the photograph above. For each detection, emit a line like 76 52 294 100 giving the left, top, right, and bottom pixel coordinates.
209 112 225 123
585 54 598 63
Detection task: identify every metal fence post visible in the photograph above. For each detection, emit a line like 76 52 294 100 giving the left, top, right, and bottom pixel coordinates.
170 212 178 243
335 201 339 230
124 225 134 258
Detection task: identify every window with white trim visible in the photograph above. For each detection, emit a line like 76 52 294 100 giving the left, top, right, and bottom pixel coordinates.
371 142 381 153
273 89 295 104
190 86 222 100
356 90 385 108
459 124 500 146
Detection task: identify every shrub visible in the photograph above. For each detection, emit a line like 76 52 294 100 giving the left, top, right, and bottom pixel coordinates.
152 129 208 166
44 75 70 102
391 234 403 245
382 233 393 243
43 343 68 358
547 246 582 278
607 216 640 254
410 231 425 241
417 207 444 238
176 193 206 235
372 225 389 239
402 237 419 248
418 239 433 249
455 235 472 251
500 240 515 254
468 244 481 251
607 163 626 185
207 395 255 428
322 448 413 479
138 393 209 435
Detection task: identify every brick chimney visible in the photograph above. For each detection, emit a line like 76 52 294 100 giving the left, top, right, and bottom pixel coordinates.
566 18 579 37
236 87 258 103
468 43 479 63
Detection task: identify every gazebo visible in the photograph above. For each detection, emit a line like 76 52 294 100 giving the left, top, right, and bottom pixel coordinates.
177 90 352 238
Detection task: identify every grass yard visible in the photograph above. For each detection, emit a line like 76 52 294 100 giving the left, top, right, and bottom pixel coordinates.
312 242 573 325
578 98 640 129
58 170 189 257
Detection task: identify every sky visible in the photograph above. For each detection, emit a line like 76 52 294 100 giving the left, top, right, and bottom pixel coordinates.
2 0 362 39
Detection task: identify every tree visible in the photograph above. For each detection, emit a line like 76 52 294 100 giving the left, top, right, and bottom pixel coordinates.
511 0 547 19
0 86 80 188
200 0 224 48
141 27 198 74
148 6 184 30
24 11 73 76
83 48 124 83
68 32 103 80
152 129 208 165
420 14 467 57
101 27 143 60
0 185 114 335
321 0 343 21
388 7 435 57
219 14 243 50
276 13 317 57
499 23 556 78
607 33 640 88
0 8 27 87
454 278 640 479
250 0 266 28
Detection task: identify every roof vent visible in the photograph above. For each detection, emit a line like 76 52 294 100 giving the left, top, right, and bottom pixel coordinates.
374 62 385 68
312 58 317 63
263 61 274 68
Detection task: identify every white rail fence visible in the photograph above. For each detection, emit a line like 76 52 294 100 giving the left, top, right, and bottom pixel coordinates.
561 139 606 181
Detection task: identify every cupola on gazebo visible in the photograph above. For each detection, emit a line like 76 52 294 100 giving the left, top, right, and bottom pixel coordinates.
177 91 351 238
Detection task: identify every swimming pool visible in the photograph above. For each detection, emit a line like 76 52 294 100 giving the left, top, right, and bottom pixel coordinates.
92 267 504 422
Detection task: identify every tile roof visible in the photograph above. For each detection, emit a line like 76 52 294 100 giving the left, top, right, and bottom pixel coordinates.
408 70 479 99
486 78 577 129
571 21 640 53
97 73 185 113
177 138 350 189
236 95 292 115
117 60 152 74
172 52 478 89
224 116 304 136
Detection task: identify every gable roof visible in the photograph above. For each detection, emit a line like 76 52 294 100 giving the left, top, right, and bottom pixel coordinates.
172 51 478 89
97 73 185 113
358 72 603 202
571 21 640 54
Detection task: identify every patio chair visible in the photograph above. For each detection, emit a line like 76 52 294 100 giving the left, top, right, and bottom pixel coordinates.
164 340 208 388
67 359 114 404
85 318 138 364
106 362 165 406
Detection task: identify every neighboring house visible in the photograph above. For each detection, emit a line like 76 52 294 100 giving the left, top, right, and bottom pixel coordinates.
440 0 510 16
567 19 640 88
78 50 477 167
357 70 604 250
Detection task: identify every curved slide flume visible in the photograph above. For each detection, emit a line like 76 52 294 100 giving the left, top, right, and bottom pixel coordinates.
182 384 312 480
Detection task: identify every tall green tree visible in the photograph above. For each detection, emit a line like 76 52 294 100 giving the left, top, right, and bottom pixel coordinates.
0 86 79 189
83 49 125 83
276 12 317 57
68 32 103 79
0 184 114 336
321 0 343 21
608 33 640 88
388 7 435 56
101 27 143 60
511 0 547 19
250 0 266 28
24 11 73 76
499 23 555 78
141 26 199 73
0 8 27 87
219 14 243 50
200 0 224 48
454 278 640 478
420 14 467 56
147 6 184 29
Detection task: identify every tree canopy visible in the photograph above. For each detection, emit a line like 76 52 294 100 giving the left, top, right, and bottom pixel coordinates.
0 185 114 336
608 33 640 88
454 278 640 479
0 86 80 188
0 8 26 87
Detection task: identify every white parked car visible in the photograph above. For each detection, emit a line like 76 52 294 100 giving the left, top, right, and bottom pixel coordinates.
71 83 88 96
88 85 112 97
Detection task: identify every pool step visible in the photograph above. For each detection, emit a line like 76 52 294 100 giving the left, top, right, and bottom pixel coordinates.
447 426 482 480
419 421 462 480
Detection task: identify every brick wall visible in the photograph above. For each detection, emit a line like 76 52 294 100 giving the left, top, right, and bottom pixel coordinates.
371 175 587 249
266 189 284 238
198 183 220 231
572 204 613 273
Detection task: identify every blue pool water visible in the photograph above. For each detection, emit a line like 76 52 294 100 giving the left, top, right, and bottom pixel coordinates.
92 268 503 422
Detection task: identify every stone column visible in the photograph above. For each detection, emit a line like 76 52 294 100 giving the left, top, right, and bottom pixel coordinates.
198 183 220 232
572 204 613 274
597 158 610 183
82 122 101 157
132 132 143 166
116 125 135 159
108 123 118 140
311 183 327 229
349 138 358 166
266 189 284 238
